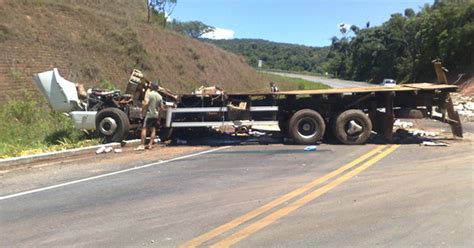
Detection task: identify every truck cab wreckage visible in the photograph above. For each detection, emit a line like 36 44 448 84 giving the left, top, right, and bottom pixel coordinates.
34 63 463 145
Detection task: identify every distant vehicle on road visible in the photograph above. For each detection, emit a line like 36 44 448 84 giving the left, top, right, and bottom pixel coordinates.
380 79 397 87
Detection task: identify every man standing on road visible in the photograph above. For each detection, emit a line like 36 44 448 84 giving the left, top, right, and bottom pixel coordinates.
136 82 163 151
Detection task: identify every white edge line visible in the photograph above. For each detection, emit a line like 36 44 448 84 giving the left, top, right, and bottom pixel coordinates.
0 146 231 201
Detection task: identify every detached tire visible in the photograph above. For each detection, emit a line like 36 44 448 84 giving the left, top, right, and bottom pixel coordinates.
96 108 130 143
288 109 326 145
333 109 372 145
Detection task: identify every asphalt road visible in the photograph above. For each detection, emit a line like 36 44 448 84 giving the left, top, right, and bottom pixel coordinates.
267 71 372 88
1 137 473 247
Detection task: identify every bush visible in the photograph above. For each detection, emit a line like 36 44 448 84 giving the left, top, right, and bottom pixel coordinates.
10 69 22 82
0 90 99 158
100 80 118 91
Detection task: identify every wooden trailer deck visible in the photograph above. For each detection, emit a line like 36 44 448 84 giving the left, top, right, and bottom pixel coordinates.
276 83 457 95
179 83 458 97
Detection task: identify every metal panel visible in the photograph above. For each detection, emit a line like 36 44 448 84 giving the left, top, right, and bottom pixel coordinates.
171 107 226 113
170 106 278 113
250 106 279 111
69 111 97 130
171 121 278 128
33 68 81 113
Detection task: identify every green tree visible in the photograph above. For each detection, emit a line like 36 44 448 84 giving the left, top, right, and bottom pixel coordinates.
170 20 215 39
404 8 415 18
325 0 473 83
147 0 177 24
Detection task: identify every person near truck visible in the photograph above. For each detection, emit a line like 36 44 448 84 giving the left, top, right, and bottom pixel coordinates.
270 82 279 93
136 82 163 151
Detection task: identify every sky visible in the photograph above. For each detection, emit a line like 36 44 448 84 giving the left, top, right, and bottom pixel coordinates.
171 0 433 47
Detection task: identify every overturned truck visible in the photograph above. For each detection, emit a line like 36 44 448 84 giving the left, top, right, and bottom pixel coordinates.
34 66 463 145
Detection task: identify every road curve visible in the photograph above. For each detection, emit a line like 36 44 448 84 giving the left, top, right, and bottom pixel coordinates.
267 71 372 88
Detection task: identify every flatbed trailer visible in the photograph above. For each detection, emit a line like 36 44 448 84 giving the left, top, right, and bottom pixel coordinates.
34 65 463 145
165 83 462 145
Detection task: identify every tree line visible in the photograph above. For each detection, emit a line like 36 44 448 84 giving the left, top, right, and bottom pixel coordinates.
325 0 473 83
205 39 329 74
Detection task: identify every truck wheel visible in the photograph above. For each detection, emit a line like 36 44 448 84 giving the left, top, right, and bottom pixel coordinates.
96 108 130 143
288 109 326 145
334 109 372 145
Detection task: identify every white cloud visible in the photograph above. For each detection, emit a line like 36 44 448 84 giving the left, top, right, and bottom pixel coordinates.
338 23 351 30
202 27 235 40
165 12 172 22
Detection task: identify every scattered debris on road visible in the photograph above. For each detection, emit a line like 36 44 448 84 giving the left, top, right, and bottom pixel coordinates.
96 146 114 154
421 141 449 147
393 119 414 129
304 145 318 151
391 119 452 146
393 119 443 138
451 93 474 122
96 146 106 154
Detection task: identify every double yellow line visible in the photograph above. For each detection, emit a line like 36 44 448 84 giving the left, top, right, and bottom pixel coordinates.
181 144 400 248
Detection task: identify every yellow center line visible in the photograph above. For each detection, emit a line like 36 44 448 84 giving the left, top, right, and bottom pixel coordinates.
180 145 389 248
211 145 400 248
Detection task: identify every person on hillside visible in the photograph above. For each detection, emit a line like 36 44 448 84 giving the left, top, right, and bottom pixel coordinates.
135 82 163 151
270 82 279 93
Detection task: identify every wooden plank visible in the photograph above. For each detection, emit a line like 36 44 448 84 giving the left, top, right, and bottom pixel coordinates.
276 86 413 95
434 62 448 84
179 83 457 97
430 62 463 138
402 83 457 90
446 95 463 138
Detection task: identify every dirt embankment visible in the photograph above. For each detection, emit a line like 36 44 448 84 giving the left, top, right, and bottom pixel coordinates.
0 0 269 103
459 77 474 96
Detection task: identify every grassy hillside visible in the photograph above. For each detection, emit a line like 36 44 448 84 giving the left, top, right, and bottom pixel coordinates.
0 0 274 103
0 0 329 157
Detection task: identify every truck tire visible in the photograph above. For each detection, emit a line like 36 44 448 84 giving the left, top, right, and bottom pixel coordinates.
333 109 372 145
96 108 130 143
288 109 326 145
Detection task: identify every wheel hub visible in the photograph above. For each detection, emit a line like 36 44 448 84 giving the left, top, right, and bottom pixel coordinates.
346 120 363 135
297 118 318 138
302 123 312 132
99 117 117 135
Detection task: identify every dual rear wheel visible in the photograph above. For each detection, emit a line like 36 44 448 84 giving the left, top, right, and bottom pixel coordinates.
287 109 372 145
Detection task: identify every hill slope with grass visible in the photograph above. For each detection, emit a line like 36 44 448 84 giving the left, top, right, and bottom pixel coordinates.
0 0 273 103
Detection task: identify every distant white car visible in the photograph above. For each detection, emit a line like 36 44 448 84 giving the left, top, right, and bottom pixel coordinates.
380 79 397 87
